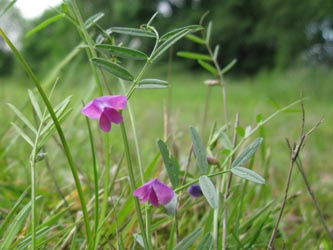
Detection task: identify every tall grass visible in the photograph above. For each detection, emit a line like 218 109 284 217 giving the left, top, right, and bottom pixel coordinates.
1 1 333 249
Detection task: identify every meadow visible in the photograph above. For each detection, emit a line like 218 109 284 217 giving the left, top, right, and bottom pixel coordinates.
0 4 333 249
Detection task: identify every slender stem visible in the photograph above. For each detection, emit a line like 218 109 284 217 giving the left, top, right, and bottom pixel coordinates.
0 28 92 245
120 121 152 249
69 0 103 95
30 157 36 250
85 116 99 249
174 170 230 193
222 114 239 250
267 150 295 249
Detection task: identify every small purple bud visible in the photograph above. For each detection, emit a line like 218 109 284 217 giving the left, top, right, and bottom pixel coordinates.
188 184 203 198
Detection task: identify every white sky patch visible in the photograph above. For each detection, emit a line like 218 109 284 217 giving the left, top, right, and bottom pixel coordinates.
15 0 62 19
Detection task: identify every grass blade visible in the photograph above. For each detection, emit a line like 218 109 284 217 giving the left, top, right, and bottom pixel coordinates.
174 228 202 250
0 187 29 237
0 197 40 249
0 0 17 17
197 232 213 250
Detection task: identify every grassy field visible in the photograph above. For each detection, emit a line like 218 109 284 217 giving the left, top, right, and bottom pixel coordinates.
0 63 332 249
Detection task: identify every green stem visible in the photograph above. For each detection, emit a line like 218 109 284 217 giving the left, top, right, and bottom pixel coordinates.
69 0 103 95
120 121 152 249
30 157 36 250
0 28 92 245
85 117 99 250
174 170 230 193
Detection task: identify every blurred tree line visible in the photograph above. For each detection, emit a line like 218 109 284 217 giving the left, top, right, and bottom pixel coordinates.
1 0 333 76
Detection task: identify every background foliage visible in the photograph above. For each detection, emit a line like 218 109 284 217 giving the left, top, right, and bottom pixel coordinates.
1 0 333 76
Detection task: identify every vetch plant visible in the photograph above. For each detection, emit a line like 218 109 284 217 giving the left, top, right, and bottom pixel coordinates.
0 1 330 249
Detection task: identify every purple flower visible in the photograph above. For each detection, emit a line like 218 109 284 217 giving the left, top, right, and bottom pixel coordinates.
81 95 127 132
188 184 203 198
133 179 174 207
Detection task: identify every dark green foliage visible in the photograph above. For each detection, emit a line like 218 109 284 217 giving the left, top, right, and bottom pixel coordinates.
16 0 333 75
0 51 14 76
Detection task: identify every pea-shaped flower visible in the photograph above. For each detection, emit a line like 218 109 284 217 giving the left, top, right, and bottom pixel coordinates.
81 95 127 132
133 179 174 207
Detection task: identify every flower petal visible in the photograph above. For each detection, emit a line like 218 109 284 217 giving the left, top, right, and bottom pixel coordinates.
153 179 174 205
99 111 112 132
133 180 154 203
104 107 123 124
81 99 102 119
99 95 127 110
149 189 159 207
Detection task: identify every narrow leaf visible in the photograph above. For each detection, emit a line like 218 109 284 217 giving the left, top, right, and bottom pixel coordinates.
160 25 202 41
199 176 218 209
189 126 208 174
110 27 155 38
0 0 17 17
11 123 34 147
197 60 218 76
158 140 179 187
213 45 220 61
0 187 29 236
26 14 63 38
91 58 134 81
220 59 237 75
7 103 37 134
231 167 265 184
197 233 213 250
177 51 212 61
205 21 213 45
152 28 195 62
0 198 36 249
28 90 42 121
96 44 148 60
84 12 104 29
232 138 263 168
185 34 206 45
136 78 168 89
174 228 202 250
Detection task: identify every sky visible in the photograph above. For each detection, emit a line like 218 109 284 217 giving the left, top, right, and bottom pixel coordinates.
15 0 62 19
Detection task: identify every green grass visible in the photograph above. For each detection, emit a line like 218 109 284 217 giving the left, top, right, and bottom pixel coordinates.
1 64 332 249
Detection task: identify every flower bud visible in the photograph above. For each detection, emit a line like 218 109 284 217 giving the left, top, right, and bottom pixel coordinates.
188 184 203 198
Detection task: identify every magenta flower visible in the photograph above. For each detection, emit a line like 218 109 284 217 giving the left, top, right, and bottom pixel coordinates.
81 95 127 132
133 179 174 207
